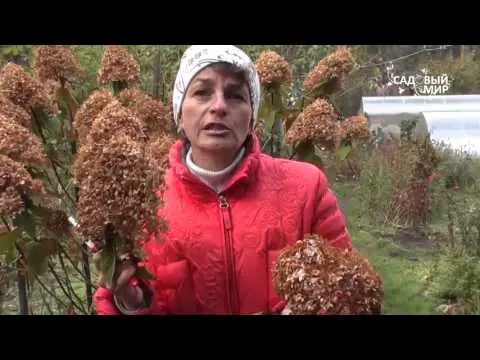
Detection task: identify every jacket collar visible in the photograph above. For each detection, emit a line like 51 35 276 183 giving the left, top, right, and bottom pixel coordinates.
167 134 261 202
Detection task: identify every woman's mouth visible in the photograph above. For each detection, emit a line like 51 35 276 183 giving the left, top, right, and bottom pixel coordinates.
202 123 231 136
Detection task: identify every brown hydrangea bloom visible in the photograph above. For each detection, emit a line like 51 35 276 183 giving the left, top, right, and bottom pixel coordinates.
73 90 114 144
273 234 383 315
303 47 354 95
73 141 97 185
42 79 62 116
117 87 143 105
45 209 72 237
0 187 23 217
285 98 339 150
76 134 162 253
33 45 83 83
146 133 176 170
0 154 43 217
87 99 146 145
0 114 46 166
339 115 371 142
73 100 146 184
0 63 52 111
254 119 265 138
97 46 140 86
255 50 292 89
33 208 70 253
164 96 175 132
118 87 171 138
0 95 32 128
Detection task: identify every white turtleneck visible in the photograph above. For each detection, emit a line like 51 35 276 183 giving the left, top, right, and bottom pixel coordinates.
185 146 246 193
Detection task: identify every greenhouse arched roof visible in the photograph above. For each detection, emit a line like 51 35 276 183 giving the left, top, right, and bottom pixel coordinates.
361 95 480 156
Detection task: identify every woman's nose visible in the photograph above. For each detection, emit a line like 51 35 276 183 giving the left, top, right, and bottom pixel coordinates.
209 91 227 115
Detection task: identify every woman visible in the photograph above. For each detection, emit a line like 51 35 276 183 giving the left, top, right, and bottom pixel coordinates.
93 45 352 315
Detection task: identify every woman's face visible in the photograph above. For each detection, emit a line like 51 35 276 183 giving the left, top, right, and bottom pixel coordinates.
180 64 252 158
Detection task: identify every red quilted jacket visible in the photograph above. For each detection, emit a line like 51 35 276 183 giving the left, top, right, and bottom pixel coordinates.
93 135 352 315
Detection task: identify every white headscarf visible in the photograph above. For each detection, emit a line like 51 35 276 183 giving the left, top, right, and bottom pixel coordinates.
172 45 261 128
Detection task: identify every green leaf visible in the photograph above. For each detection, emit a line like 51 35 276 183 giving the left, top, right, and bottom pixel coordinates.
309 154 325 169
336 145 352 161
112 81 128 95
270 86 283 112
26 242 50 276
295 141 325 169
285 112 297 132
13 207 36 240
5 243 17 264
30 204 52 221
0 229 21 257
258 99 270 122
135 267 155 281
265 110 276 134
57 87 79 116
102 229 117 288
295 141 315 161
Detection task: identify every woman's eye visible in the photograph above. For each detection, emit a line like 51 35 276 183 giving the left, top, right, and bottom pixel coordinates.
194 89 209 96
229 93 245 101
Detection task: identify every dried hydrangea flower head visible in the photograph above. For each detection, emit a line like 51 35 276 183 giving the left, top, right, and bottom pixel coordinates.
45 209 72 237
76 134 163 254
0 114 47 166
339 115 371 143
0 63 54 112
0 95 32 128
118 87 171 138
164 95 174 129
87 99 147 145
146 133 176 170
273 234 383 315
0 186 24 218
285 98 339 150
0 154 44 217
35 209 72 251
73 89 115 144
303 47 354 95
97 45 140 86
73 99 146 184
255 50 292 89
33 45 84 84
42 79 64 116
254 119 265 138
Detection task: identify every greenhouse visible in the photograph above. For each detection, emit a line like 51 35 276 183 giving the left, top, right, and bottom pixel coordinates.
361 95 480 156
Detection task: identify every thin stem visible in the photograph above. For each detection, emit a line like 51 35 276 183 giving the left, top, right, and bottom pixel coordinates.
31 267 68 310
57 251 87 312
47 262 86 314
1 216 29 315
56 242 97 289
8 235 68 311
31 110 76 206
81 244 93 311
39 287 54 315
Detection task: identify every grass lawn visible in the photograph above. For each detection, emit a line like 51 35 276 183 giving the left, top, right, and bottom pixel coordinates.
334 182 440 315
349 225 437 314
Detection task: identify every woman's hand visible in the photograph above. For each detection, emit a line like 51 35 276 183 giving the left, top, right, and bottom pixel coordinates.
93 251 148 311
112 256 146 310
281 305 292 315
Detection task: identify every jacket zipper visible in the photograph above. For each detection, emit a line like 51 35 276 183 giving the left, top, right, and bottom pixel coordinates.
218 194 238 314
